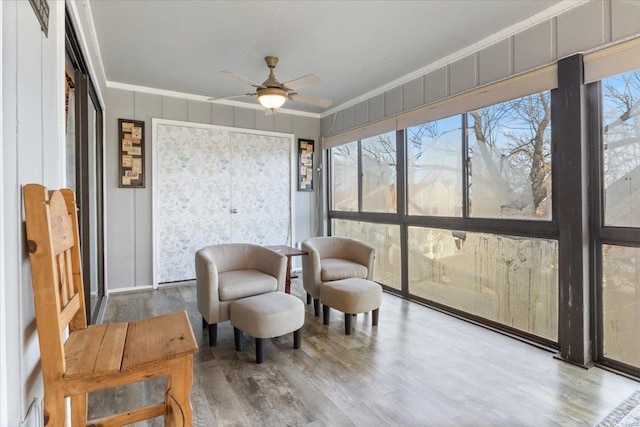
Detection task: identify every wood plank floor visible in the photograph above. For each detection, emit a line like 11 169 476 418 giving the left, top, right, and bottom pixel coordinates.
89 279 639 426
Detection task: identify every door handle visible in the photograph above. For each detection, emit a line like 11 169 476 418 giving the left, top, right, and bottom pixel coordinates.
230 208 238 214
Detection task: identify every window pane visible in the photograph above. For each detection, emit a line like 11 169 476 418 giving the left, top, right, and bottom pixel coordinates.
602 70 640 227
468 92 552 220
408 227 558 341
407 116 463 216
331 141 358 211
361 132 397 213
602 244 640 367
333 219 401 290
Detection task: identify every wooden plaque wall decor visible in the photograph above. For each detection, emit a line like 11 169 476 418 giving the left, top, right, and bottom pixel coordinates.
298 139 314 191
118 119 145 188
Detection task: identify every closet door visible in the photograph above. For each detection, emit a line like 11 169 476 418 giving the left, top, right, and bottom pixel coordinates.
156 124 231 283
155 122 293 284
229 132 292 245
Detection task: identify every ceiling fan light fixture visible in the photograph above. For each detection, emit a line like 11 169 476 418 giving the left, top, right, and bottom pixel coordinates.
257 87 287 112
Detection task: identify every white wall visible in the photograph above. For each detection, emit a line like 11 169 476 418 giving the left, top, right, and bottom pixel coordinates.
321 0 640 137
1 0 66 425
104 90 321 291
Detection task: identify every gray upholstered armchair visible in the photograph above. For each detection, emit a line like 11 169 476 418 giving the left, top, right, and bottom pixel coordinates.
196 243 287 346
301 237 375 316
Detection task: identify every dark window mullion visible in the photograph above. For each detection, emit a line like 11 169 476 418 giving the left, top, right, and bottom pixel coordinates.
357 140 363 212
462 113 470 219
397 129 409 296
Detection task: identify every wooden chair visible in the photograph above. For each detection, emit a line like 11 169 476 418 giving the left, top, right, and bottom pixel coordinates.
23 184 199 426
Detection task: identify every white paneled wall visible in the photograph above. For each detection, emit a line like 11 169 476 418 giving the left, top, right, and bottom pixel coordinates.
321 0 640 138
2 1 66 425
105 89 321 291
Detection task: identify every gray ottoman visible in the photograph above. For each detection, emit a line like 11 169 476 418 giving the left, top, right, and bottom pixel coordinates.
230 292 304 363
321 278 382 335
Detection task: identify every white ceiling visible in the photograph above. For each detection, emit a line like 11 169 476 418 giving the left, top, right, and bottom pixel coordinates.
88 0 581 117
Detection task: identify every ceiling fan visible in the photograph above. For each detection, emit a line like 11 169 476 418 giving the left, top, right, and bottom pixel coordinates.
214 56 332 112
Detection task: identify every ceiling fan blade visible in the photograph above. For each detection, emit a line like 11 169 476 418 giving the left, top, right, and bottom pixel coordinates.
283 74 321 90
207 93 257 102
221 71 265 88
289 93 332 108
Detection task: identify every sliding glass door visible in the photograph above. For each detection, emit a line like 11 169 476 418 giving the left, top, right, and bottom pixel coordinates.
66 9 105 324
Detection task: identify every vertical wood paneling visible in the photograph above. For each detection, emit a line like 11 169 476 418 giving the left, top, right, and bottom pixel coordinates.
612 0 640 41
162 97 188 121
478 38 511 85
255 110 276 132
332 111 343 134
42 0 64 187
293 117 321 248
369 93 385 122
105 89 136 289
275 113 294 134
384 86 403 117
133 92 162 287
321 115 333 137
187 100 212 124
449 54 477 95
355 101 369 127
212 104 234 127
514 21 555 74
424 67 448 104
557 1 605 59
234 107 255 129
341 106 355 131
2 2 20 423
403 77 424 111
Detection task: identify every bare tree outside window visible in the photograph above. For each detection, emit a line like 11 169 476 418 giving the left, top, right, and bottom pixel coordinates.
331 141 358 211
407 116 463 216
468 92 552 220
603 70 640 227
601 69 640 370
361 132 397 213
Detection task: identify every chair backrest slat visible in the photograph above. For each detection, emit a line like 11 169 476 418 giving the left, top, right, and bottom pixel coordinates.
57 252 70 306
23 184 88 377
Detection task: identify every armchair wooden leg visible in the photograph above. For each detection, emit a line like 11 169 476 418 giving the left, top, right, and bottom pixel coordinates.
256 338 266 364
71 393 87 427
208 323 217 346
313 299 320 316
234 327 244 351
293 328 302 349
345 313 353 335
306 293 312 305
202 317 208 329
165 355 194 427
372 308 379 326
323 304 330 325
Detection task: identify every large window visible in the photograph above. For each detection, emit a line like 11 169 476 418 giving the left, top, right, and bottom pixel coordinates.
329 90 557 344
331 141 358 211
468 92 552 220
407 116 463 217
602 70 640 227
598 68 640 373
602 244 640 367
361 132 397 213
408 227 558 341
333 220 401 290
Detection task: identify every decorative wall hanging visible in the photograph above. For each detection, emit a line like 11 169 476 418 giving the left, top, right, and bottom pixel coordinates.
118 119 145 188
298 139 314 191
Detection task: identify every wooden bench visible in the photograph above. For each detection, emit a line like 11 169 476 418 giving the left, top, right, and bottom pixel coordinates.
23 184 198 426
